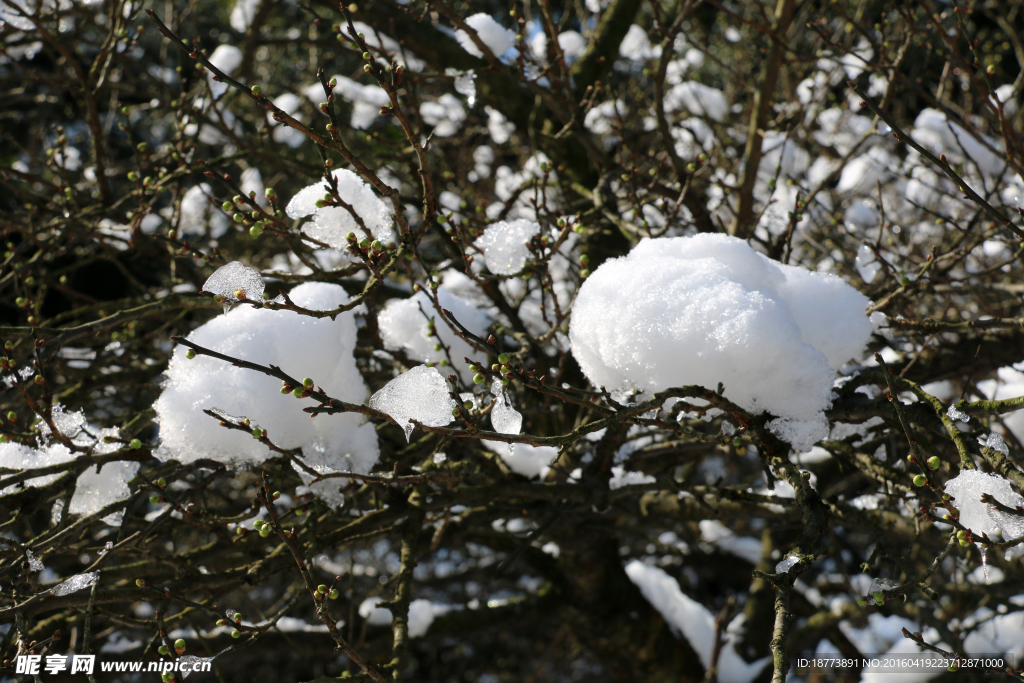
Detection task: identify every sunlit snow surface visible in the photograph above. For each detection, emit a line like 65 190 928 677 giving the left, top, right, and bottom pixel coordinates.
155 283 378 505
569 234 873 450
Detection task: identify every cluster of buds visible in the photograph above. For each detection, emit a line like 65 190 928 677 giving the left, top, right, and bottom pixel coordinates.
313 583 339 601
253 519 273 537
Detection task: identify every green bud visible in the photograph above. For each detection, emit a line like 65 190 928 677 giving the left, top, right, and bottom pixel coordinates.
251 85 262 96
498 353 509 364
452 407 461 417
259 527 271 537
927 456 941 470
231 630 241 638
873 591 885 604
149 495 162 505
293 387 304 397
250 222 264 237
947 663 958 672
252 428 262 438
158 645 169 655
857 597 868 607
468 365 479 373
186 349 196 360
136 578 146 587
580 269 590 279
464 401 473 410
130 438 142 449
732 437 742 448
303 377 314 388
359 238 370 249
329 588 339 600
317 584 328 593
233 613 242 623
272 491 281 500
913 474 926 487
473 373 485 385
156 477 167 487
174 639 186 650
222 201 234 211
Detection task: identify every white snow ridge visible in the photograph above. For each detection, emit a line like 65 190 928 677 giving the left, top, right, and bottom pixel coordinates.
569 234 873 450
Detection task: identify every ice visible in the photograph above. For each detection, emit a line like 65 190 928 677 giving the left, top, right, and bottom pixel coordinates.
665 82 729 122
51 571 99 596
721 421 735 437
178 184 230 238
369 365 458 442
445 68 476 107
26 550 44 571
455 13 515 58
946 403 970 423
489 379 522 453
51 498 64 525
378 287 491 382
482 441 557 479
979 432 1010 456
625 561 769 683
775 556 799 573
569 235 873 450
419 94 466 137
178 655 215 679
203 261 265 311
943 470 1024 540
225 609 240 622
866 578 898 604
286 169 393 248
475 219 540 275
38 402 86 439
155 283 380 495
3 365 33 388
358 597 392 626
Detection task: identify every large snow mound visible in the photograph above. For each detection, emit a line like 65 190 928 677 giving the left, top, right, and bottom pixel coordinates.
155 283 378 499
569 235 873 449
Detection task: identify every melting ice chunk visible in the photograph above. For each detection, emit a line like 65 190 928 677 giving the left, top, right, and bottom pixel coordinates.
775 555 798 574
369 365 458 441
944 469 1024 540
203 261 265 311
490 379 522 454
866 578 898 604
946 404 970 422
446 68 477 107
475 219 540 275
39 402 87 440
178 655 215 679
26 550 44 572
51 571 99 596
979 432 1009 456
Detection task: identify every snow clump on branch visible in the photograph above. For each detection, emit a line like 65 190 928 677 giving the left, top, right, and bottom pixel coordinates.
569 234 874 450
286 169 394 250
155 282 378 506
455 13 516 59
943 469 1024 541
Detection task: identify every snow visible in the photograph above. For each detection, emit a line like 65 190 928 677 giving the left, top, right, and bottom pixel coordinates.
202 261 265 309
964 607 1024 659
979 432 1009 456
977 366 1024 443
911 108 1005 177
456 14 516 59
665 82 729 122
178 184 230 238
625 561 769 683
485 106 516 144
775 556 798 573
482 441 557 479
699 520 762 564
368 365 458 442
855 244 881 283
285 169 393 248
943 470 1024 540
155 283 379 505
475 219 540 275
208 45 243 75
308 75 390 130
50 571 99 596
419 94 466 137
26 550 44 571
0 440 135 526
569 235 873 450
619 24 653 61
378 287 491 381
229 0 259 32
608 466 655 489
358 597 392 626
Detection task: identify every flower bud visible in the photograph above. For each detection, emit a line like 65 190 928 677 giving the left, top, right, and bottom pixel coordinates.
251 85 262 96
231 630 241 638
293 387 304 397
317 584 328 593
156 477 167 487
158 645 169 655
498 353 509 365
303 378 314 388
329 588 339 600
136 578 146 587
473 373 485 385
913 474 926 487
174 639 186 651
873 591 885 604
926 456 941 470
149 495 162 505
329 77 337 88
130 438 142 449
185 349 196 360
